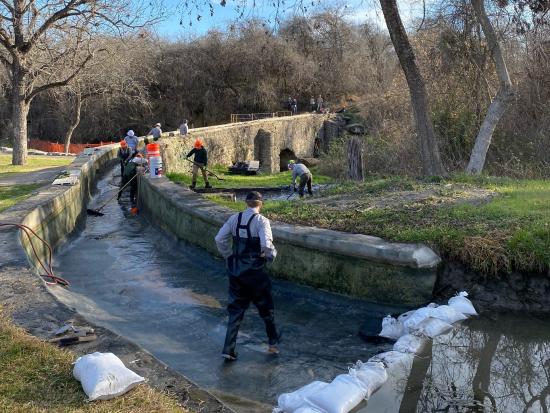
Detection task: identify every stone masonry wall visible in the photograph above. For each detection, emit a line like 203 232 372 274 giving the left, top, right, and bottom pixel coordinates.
160 114 328 174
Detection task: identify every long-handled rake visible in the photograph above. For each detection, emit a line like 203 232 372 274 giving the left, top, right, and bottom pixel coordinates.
183 158 225 181
86 174 137 216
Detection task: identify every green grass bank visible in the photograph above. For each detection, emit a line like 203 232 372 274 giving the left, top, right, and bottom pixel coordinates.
196 174 550 277
167 166 332 189
0 184 42 212
0 310 187 413
0 154 74 176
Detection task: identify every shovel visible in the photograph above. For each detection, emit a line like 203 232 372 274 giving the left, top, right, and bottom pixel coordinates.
183 157 225 180
86 174 138 216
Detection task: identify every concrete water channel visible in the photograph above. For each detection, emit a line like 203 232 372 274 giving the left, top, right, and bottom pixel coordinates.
52 168 550 412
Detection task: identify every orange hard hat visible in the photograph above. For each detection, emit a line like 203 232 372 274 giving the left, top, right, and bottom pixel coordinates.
120 141 128 147
194 138 203 149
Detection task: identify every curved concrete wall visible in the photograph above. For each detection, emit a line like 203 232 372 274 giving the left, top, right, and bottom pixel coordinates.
160 114 328 174
139 176 441 307
0 146 119 268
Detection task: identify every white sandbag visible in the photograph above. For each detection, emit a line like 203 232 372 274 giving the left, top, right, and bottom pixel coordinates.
403 306 438 331
277 381 328 413
306 374 367 413
415 317 453 338
397 310 415 323
351 361 388 398
431 305 468 324
448 291 478 316
369 351 414 372
294 407 323 413
73 352 145 401
393 334 427 354
379 315 405 340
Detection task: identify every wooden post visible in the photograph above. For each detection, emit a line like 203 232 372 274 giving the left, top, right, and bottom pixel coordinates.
347 136 364 181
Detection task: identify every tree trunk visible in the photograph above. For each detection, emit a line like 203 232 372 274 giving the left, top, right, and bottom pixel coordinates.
472 332 501 411
399 340 433 412
64 92 82 154
466 0 514 174
380 0 445 176
11 65 29 165
347 136 364 181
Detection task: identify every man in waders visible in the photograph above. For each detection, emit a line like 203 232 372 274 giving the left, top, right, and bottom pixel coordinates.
288 160 313 197
186 138 212 189
215 191 280 360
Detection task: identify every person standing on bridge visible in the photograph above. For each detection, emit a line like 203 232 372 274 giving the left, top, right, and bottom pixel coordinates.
215 191 280 360
148 123 162 141
288 160 313 197
179 119 188 137
186 138 212 189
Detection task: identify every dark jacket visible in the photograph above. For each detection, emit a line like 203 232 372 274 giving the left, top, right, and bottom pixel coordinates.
117 147 131 162
187 147 208 165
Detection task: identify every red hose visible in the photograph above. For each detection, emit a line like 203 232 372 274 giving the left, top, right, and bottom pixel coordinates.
0 222 69 287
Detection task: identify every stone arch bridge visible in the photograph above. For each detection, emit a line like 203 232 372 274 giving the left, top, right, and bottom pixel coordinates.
160 114 339 174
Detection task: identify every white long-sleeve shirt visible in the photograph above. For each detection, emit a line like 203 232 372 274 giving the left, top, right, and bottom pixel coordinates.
215 207 277 261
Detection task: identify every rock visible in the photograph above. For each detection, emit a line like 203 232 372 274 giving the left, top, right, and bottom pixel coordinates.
298 157 321 168
345 123 366 135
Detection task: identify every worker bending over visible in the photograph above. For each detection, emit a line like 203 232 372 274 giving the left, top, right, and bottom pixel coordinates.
119 153 147 206
288 160 313 197
186 138 212 189
215 191 280 360
117 140 131 179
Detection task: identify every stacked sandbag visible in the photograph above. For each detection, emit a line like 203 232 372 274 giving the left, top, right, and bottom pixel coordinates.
274 292 478 413
275 362 388 413
379 291 476 343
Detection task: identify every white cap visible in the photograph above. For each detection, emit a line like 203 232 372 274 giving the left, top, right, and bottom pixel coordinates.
155 123 161 127
127 130 135 137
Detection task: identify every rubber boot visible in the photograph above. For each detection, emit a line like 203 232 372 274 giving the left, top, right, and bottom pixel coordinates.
205 182 212 189
189 181 196 190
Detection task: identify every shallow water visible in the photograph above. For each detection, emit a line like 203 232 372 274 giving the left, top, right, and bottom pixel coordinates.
54 170 550 412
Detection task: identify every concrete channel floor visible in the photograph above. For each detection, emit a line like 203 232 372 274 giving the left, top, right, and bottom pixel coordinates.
49 169 550 413
50 170 406 411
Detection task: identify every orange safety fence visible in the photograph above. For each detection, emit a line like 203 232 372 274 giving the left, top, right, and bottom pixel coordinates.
28 139 117 154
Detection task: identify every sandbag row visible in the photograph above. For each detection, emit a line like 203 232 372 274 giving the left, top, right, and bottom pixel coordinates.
274 291 477 413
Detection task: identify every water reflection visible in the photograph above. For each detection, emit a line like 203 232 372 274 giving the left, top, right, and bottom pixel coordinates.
367 315 550 413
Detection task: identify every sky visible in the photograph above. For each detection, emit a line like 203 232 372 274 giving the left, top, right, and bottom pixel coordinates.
154 0 433 40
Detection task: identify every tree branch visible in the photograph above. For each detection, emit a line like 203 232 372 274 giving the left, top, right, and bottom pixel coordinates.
471 0 512 90
0 51 11 67
25 52 93 102
24 0 87 50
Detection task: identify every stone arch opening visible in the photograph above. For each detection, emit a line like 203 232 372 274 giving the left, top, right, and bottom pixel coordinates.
279 148 296 172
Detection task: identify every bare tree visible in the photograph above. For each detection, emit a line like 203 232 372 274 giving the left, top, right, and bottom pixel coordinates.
466 0 514 174
0 0 154 164
379 0 446 176
54 37 155 153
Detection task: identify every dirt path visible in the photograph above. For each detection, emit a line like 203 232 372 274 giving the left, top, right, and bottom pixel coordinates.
0 166 66 186
305 185 496 210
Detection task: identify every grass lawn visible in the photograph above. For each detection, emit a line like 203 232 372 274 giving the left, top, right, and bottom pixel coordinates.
0 184 43 212
207 175 550 277
168 166 332 189
0 154 74 176
0 310 186 412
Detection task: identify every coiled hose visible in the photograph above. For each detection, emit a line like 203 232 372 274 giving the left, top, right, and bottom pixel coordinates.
0 223 69 286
